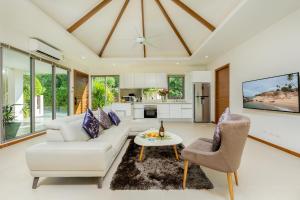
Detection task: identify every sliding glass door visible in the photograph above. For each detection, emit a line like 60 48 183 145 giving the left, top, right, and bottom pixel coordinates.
0 46 70 143
34 60 53 132
55 67 69 118
2 48 31 141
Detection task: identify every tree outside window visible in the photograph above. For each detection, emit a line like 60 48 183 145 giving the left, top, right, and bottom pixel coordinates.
168 75 185 99
92 76 120 109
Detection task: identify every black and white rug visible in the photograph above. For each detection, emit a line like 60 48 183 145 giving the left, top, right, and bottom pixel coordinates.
110 139 214 190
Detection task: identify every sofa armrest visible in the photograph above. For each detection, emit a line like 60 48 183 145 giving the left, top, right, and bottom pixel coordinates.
26 142 113 172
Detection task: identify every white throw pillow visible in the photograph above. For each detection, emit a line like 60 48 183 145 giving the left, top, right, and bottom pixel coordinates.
61 119 90 142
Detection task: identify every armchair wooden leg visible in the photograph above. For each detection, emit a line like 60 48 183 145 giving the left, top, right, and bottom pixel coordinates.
32 177 39 189
227 173 234 200
234 171 238 186
183 160 189 189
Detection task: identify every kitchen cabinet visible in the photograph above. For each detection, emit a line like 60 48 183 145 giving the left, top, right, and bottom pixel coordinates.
169 104 182 118
190 71 212 83
134 109 144 119
134 73 145 88
157 104 170 118
144 73 156 88
120 73 167 89
181 104 193 118
120 73 134 88
156 73 167 88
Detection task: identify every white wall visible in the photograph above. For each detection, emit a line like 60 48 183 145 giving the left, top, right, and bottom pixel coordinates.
209 8 300 153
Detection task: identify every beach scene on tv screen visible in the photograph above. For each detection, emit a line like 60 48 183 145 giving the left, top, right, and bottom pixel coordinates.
243 73 299 112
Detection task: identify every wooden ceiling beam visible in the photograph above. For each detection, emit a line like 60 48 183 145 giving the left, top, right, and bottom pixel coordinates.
141 0 146 57
67 0 112 33
154 0 192 56
171 0 215 32
99 0 130 57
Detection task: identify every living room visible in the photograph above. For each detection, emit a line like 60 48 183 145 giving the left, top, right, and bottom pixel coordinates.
0 0 300 200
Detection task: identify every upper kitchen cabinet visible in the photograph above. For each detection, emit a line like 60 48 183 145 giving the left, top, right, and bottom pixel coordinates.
120 73 134 89
144 73 156 88
156 73 167 88
120 73 167 89
190 71 212 83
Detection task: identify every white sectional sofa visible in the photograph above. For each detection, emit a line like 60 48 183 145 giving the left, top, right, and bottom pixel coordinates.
26 111 159 189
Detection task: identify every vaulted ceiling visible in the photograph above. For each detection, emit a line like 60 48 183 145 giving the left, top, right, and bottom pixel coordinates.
30 0 241 58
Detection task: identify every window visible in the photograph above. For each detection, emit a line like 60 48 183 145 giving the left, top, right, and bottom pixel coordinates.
92 75 120 109
168 75 185 99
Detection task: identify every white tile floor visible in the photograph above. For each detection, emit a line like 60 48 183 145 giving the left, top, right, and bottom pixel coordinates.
0 122 299 200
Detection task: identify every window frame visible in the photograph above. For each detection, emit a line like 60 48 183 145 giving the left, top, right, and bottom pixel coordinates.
167 74 185 100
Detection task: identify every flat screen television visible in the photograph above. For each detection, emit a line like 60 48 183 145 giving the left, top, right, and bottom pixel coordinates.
242 72 300 113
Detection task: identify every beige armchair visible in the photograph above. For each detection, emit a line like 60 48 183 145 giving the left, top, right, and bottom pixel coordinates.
182 114 250 200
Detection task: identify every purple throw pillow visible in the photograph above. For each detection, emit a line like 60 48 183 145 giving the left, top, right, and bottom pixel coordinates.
82 109 100 139
108 111 121 126
212 107 230 151
98 108 112 129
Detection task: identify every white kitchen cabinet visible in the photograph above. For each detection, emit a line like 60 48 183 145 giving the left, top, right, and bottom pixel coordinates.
190 71 212 83
134 73 145 88
111 103 132 117
181 105 193 118
134 109 144 119
156 73 167 88
144 73 156 88
169 104 182 118
120 73 134 88
157 104 170 118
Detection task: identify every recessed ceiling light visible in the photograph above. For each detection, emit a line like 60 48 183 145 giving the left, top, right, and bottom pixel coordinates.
176 62 180 65
81 56 86 60
205 56 209 59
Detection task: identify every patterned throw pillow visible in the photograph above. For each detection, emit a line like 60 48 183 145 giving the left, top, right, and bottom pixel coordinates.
108 111 121 126
212 107 230 151
82 109 100 139
98 108 112 129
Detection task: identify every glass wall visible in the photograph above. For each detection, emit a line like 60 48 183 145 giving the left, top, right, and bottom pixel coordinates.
34 60 53 131
92 75 120 109
0 46 70 143
2 48 31 141
55 67 69 118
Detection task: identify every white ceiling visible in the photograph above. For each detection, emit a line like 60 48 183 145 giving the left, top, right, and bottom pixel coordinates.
30 0 241 58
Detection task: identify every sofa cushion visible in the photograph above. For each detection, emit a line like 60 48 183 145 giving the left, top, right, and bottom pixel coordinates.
46 114 84 130
91 122 129 155
82 109 100 139
98 108 112 129
46 129 64 142
212 107 230 151
61 120 90 142
108 111 121 126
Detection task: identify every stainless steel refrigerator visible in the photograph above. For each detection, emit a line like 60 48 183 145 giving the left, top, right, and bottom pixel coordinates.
193 83 210 123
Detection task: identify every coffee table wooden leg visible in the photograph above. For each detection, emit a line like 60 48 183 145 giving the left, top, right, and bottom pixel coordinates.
139 146 144 161
173 145 179 160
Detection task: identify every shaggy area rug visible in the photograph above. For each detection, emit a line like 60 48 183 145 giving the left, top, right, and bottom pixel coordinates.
110 139 214 190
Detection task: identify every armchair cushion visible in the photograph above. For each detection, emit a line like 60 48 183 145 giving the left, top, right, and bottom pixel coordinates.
212 107 230 151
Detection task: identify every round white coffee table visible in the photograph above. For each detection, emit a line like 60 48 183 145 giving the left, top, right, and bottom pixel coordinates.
134 129 183 161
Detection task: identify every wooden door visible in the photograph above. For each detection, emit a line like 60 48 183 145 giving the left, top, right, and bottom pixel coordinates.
74 70 89 114
215 64 230 122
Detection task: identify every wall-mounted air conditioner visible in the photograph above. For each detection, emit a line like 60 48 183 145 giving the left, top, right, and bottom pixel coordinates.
29 38 63 60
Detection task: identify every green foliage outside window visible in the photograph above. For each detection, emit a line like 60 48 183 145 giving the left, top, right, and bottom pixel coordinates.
168 75 185 99
92 76 119 110
22 73 68 117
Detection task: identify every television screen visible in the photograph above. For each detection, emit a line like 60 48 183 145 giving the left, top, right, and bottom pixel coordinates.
242 73 300 113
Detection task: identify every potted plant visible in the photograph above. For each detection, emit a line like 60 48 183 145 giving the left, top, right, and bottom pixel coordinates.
2 104 20 140
158 89 169 102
